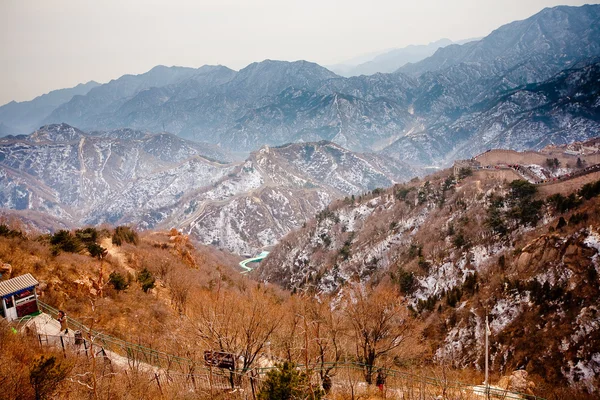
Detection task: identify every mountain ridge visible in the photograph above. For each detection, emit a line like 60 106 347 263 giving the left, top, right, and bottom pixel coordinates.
0 124 417 254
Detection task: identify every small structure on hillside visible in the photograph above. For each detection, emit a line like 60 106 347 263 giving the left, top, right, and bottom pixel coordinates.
453 159 481 178
0 273 39 322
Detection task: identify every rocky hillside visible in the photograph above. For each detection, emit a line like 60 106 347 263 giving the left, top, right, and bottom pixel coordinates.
0 125 416 254
258 153 600 391
401 5 600 78
383 61 600 165
140 141 418 254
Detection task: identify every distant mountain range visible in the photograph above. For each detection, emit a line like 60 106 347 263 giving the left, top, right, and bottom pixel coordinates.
1 5 599 168
328 39 455 77
382 60 600 165
0 81 99 135
1 4 600 254
0 124 416 253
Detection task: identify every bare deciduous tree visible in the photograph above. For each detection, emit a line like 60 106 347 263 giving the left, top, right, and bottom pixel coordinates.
343 284 411 384
303 297 346 393
193 286 283 375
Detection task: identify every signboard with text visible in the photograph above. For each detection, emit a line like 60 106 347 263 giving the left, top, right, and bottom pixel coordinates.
203 350 235 370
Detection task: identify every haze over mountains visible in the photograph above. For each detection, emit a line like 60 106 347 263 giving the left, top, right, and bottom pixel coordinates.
3 4 600 398
328 38 455 77
1 4 600 253
1 5 600 169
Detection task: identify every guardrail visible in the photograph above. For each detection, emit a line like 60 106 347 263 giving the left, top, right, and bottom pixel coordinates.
34 301 545 399
37 300 199 373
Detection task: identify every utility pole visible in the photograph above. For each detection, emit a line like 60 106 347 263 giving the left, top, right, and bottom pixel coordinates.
485 314 490 399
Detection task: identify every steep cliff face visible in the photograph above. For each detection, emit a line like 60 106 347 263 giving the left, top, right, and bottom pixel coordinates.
258 156 600 390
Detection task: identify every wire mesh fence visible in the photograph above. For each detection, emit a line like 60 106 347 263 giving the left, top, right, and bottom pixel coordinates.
31 301 545 400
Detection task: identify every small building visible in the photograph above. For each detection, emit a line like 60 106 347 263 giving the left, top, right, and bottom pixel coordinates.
0 273 40 322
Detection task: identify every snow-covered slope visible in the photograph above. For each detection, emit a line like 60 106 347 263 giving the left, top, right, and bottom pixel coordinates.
382 61 600 166
0 126 416 254
258 159 600 390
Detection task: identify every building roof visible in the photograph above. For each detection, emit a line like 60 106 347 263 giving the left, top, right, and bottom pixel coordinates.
0 273 39 297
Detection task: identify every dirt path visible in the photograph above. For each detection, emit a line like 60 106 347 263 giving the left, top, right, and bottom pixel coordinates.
100 237 134 273
23 313 158 374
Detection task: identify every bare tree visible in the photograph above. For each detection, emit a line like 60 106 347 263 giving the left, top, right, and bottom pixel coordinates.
343 284 411 384
303 297 346 393
273 296 303 363
193 286 282 375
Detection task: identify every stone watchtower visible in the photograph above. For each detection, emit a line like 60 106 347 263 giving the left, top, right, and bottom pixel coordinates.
453 159 481 178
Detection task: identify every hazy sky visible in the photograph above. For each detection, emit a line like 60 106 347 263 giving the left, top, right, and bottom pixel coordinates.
0 0 596 105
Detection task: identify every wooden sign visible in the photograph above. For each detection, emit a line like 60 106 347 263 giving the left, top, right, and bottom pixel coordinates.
204 350 235 370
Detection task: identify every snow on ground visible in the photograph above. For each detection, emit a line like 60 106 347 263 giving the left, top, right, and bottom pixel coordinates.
570 306 600 344
526 164 547 180
553 167 572 178
583 229 600 273
489 294 529 333
564 353 600 392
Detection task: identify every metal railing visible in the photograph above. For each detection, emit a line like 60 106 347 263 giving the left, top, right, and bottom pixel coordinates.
34 301 545 399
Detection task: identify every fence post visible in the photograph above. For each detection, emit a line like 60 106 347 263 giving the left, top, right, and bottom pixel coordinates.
60 335 66 358
250 369 257 400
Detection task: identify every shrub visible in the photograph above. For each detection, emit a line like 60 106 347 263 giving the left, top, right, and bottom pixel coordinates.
443 176 455 191
546 158 560 170
50 230 83 254
75 227 99 244
463 272 479 295
137 268 156 293
418 257 430 272
109 272 129 291
395 187 412 201
0 224 24 239
29 355 70 400
458 167 472 179
417 295 438 313
579 180 600 200
319 233 331 247
87 243 107 259
446 287 463 307
509 180 537 202
112 226 139 246
569 212 588 225
258 361 323 400
452 231 469 249
486 207 508 236
508 199 544 226
339 241 351 260
547 193 581 213
407 244 421 259
316 207 339 223
395 267 416 295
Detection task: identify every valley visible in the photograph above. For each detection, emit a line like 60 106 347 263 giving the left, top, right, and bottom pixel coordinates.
1 3 600 399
